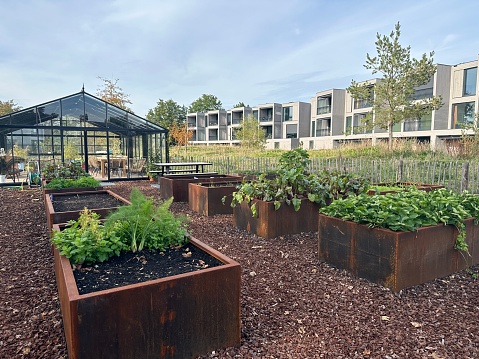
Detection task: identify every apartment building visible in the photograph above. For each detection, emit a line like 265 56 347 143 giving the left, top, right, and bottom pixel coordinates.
187 54 479 150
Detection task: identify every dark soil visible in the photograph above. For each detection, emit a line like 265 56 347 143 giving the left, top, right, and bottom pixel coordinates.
74 245 223 295
1 180 479 358
51 192 123 212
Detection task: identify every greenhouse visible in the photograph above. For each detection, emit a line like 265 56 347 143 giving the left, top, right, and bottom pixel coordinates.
0 90 169 184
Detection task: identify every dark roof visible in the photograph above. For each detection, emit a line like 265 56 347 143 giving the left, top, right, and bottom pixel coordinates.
0 91 167 135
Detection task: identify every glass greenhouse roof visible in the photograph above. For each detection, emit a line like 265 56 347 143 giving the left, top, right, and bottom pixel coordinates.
0 91 168 135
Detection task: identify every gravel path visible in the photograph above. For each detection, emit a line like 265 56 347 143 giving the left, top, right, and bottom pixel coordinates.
1 180 478 358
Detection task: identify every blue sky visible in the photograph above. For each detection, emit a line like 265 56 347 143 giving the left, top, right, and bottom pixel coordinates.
1 0 478 117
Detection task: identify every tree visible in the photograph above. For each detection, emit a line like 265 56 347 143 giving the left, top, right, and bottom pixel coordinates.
346 22 442 150
146 99 187 129
96 77 133 112
189 94 223 113
0 100 21 116
169 120 193 157
235 114 266 149
234 101 249 108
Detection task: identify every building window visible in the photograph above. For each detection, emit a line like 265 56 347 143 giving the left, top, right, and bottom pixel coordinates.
404 112 432 132
274 142 279 149
317 97 331 115
311 121 315 137
453 102 475 128
353 86 374 109
227 113 231 125
309 140 314 150
413 87 433 100
253 110 258 119
463 67 477 96
316 119 330 137
353 113 371 134
282 106 293 121
286 124 297 138
345 116 352 135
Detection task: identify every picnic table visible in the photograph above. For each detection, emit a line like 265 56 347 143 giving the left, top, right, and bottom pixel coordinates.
151 162 214 177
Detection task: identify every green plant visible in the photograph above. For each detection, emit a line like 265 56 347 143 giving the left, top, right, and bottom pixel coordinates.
104 188 188 252
45 176 101 189
229 148 368 216
320 188 479 253
43 162 87 181
146 151 162 179
51 208 128 264
51 189 190 264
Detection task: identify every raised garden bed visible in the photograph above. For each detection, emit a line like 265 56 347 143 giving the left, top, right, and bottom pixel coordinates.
188 180 243 216
233 199 322 239
160 174 242 202
44 190 130 230
52 225 241 359
367 182 444 195
318 214 479 292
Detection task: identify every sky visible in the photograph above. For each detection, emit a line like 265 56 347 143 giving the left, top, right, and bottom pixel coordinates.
1 0 479 118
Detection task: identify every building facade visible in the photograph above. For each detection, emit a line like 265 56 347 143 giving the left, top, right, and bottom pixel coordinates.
187 55 479 150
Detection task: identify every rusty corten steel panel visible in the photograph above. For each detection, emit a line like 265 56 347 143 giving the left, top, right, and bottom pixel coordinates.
160 174 242 202
318 214 479 292
44 190 131 230
233 199 321 239
188 180 243 216
52 230 241 359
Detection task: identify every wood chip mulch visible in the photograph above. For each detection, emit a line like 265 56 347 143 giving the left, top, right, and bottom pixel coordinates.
0 180 478 358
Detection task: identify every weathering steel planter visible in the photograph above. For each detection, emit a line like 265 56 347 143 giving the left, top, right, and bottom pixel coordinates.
44 189 130 230
52 227 241 359
160 174 242 202
318 214 479 292
233 199 321 239
188 180 243 216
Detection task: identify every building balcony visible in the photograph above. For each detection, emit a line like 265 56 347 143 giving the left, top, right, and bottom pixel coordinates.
315 128 331 137
316 106 331 115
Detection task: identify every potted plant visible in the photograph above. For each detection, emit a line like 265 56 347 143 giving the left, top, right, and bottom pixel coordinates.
230 148 369 238
318 188 479 292
51 189 241 359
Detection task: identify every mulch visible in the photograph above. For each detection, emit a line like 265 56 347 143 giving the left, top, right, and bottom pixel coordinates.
0 180 478 358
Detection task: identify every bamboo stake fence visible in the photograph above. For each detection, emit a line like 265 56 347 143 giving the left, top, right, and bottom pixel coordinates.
183 155 479 194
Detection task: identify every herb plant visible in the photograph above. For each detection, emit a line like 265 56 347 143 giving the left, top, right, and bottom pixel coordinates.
320 188 479 253
104 188 189 252
51 208 127 264
45 176 101 189
51 188 190 265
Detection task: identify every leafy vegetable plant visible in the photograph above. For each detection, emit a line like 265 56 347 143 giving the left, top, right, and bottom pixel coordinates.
228 148 369 216
320 188 479 253
51 188 189 265
43 162 87 181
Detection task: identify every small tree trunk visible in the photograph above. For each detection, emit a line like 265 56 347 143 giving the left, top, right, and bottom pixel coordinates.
388 121 393 151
